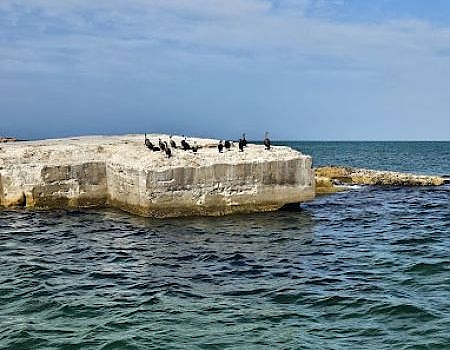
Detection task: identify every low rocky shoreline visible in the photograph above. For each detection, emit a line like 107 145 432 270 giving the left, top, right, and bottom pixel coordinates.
315 166 446 194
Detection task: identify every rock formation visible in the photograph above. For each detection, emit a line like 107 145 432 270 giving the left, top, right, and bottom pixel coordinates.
315 166 445 194
0 135 315 217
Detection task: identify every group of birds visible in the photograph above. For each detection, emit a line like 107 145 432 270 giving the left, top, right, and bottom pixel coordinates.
144 132 271 158
144 134 198 158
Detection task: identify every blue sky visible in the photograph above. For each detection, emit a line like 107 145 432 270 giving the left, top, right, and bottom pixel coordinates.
1 0 450 140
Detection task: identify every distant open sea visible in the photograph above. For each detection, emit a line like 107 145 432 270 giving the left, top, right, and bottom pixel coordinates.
1 141 449 349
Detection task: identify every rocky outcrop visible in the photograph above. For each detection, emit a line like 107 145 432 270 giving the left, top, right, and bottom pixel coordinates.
0 135 315 217
315 166 445 194
0 137 17 143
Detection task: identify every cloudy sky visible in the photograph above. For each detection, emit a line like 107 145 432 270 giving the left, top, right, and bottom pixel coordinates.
1 0 450 140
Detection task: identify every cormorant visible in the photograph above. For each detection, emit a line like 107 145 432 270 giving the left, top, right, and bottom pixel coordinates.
144 133 153 150
264 131 271 150
159 138 166 151
224 140 231 151
218 140 224 153
192 141 199 153
181 137 191 151
238 138 244 152
242 133 248 147
170 135 177 149
164 143 172 158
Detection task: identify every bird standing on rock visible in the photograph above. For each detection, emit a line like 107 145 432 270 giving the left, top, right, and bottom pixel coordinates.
238 138 244 152
224 140 231 151
159 138 165 151
181 137 191 151
242 133 248 147
264 131 271 150
144 133 153 150
218 141 224 153
192 141 199 153
164 143 172 158
170 135 177 149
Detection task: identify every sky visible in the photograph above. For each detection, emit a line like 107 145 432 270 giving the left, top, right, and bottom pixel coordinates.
1 0 450 141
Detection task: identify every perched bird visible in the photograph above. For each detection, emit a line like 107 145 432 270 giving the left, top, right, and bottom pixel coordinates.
242 133 248 147
238 138 244 152
192 141 199 153
218 140 224 153
264 131 271 150
224 140 231 151
181 137 191 151
170 135 177 149
164 143 172 158
144 133 153 150
159 138 166 151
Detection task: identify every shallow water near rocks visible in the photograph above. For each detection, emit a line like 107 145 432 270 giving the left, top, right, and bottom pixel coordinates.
0 141 449 349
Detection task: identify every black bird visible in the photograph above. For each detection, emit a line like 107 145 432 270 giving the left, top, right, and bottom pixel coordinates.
192 141 199 153
152 146 160 152
159 138 166 151
164 143 172 158
242 133 248 147
170 135 177 149
238 138 244 152
218 140 224 153
224 140 231 151
144 133 154 150
264 131 271 150
181 137 191 151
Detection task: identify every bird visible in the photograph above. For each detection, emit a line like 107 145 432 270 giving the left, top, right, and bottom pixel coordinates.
164 143 172 158
218 140 224 153
181 137 191 151
238 138 244 152
224 140 231 151
159 138 166 151
170 135 177 149
144 133 154 150
242 133 248 147
192 141 199 153
264 131 271 150
152 146 160 152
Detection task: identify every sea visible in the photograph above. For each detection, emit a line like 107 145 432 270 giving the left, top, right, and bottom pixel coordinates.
0 141 449 350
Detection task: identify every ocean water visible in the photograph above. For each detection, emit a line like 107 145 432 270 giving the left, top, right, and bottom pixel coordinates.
281 141 450 176
0 142 449 349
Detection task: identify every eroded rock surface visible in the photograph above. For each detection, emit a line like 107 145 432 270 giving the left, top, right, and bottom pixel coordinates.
315 166 445 194
0 134 315 217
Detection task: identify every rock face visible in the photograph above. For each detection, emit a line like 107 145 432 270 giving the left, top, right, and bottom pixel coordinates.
0 135 315 217
315 166 445 194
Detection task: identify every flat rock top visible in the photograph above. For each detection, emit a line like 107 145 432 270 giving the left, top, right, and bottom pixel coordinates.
0 134 307 170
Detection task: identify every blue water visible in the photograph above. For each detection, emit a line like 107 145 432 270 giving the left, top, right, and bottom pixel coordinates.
279 141 450 176
0 142 449 349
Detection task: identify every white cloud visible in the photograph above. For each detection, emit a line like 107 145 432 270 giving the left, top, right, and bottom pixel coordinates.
2 0 450 82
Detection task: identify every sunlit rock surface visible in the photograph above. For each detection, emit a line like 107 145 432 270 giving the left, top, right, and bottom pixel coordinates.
0 135 315 217
315 166 445 194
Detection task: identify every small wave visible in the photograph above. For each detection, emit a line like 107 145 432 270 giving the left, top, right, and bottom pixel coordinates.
334 184 366 191
223 287 269 297
405 261 449 275
368 302 438 320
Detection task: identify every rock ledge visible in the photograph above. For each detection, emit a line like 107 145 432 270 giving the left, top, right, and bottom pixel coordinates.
315 166 445 194
0 134 315 217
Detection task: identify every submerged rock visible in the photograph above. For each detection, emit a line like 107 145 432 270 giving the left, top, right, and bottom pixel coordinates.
0 134 315 217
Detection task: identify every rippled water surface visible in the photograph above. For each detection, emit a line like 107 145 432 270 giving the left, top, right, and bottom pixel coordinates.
281 141 450 175
1 142 449 349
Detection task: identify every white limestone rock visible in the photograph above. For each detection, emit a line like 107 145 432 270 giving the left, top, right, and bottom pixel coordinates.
0 134 315 217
